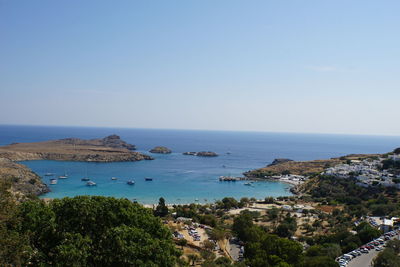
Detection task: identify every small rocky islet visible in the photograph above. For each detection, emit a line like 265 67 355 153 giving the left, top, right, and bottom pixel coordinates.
149 146 172 154
183 151 218 157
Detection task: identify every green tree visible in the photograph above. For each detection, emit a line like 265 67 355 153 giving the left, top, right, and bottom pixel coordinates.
356 223 381 244
232 212 253 241
177 238 188 249
373 248 400 267
301 256 339 267
19 196 180 267
154 197 169 217
187 254 199 266
0 179 32 266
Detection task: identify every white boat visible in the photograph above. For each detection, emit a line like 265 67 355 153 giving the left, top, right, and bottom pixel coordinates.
244 182 252 186
44 173 55 176
127 180 135 185
111 177 118 180
59 175 68 179
50 178 58 185
86 181 96 186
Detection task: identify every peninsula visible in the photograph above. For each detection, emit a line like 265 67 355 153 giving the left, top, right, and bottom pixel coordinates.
0 135 154 162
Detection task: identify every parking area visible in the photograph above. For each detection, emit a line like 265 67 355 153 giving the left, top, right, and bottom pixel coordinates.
337 229 399 267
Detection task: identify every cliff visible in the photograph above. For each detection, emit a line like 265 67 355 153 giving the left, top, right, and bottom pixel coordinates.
0 157 49 198
0 135 153 162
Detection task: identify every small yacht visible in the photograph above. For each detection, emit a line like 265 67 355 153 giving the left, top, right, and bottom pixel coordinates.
59 175 68 179
86 181 96 186
244 182 252 186
145 177 153 181
81 177 90 181
127 180 135 185
111 177 118 180
50 178 58 185
44 173 55 176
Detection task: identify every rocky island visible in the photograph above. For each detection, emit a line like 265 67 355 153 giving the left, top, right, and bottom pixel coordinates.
0 135 153 162
149 146 172 154
183 151 218 157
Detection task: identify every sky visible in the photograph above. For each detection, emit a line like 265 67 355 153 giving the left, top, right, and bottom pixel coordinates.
1 0 399 136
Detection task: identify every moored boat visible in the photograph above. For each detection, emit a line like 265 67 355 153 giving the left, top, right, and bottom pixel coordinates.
50 178 58 185
127 180 135 185
81 177 90 181
145 177 153 181
86 181 96 186
111 177 118 180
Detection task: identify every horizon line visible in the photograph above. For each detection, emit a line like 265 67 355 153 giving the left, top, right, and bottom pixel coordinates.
1 123 400 138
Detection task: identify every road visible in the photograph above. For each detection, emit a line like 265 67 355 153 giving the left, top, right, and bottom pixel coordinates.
347 233 400 267
227 239 241 261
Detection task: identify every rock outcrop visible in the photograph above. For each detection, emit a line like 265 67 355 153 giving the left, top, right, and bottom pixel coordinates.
183 151 218 157
268 158 294 167
0 135 153 162
0 158 49 198
149 146 172 154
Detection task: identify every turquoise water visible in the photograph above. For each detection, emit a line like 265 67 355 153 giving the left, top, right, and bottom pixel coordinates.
21 157 292 204
2 125 400 204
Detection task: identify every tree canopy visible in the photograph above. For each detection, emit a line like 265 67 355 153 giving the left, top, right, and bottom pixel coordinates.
6 195 180 266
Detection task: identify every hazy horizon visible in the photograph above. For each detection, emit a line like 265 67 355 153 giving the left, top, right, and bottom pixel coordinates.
1 1 400 136
3 123 400 138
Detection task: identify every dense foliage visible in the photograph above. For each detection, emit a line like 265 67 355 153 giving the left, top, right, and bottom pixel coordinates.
0 183 180 267
373 239 400 267
232 212 338 267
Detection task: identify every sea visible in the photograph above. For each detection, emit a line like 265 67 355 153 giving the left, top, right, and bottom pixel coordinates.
1 125 400 204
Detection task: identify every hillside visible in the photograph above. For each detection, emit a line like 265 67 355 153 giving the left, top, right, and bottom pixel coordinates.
0 157 49 198
244 153 382 177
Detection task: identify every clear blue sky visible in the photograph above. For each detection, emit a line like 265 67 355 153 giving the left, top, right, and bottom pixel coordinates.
1 0 399 135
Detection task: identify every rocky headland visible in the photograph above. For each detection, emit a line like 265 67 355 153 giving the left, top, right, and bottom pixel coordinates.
0 135 153 162
268 158 293 166
244 154 381 178
183 151 218 157
0 157 49 198
149 146 172 154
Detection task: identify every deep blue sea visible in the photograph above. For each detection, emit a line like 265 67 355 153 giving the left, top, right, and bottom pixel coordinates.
1 125 400 204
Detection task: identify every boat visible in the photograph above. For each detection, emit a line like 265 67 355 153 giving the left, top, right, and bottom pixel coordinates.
44 173 55 176
244 182 252 186
127 180 135 185
59 168 68 179
145 177 153 181
86 181 96 186
111 177 118 180
50 178 57 185
81 167 90 181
